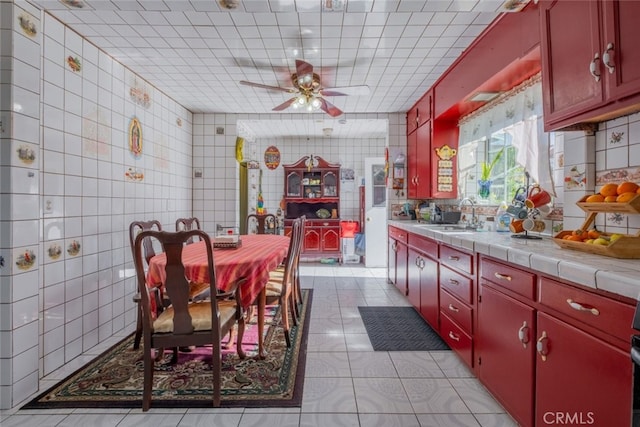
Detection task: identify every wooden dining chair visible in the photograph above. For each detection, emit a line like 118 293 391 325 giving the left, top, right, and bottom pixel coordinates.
257 217 302 348
269 215 305 321
246 213 277 235
129 220 163 350
132 229 244 411
175 217 202 244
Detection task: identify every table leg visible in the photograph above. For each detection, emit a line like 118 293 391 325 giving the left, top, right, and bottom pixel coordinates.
258 286 266 360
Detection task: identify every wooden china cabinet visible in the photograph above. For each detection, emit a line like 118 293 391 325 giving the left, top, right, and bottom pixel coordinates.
283 155 341 261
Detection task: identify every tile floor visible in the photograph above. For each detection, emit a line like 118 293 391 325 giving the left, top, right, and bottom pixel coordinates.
0 264 517 427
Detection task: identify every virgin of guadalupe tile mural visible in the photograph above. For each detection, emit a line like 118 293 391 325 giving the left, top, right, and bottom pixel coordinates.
129 117 142 158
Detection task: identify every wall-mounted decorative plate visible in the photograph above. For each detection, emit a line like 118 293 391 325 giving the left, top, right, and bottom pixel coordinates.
264 146 281 170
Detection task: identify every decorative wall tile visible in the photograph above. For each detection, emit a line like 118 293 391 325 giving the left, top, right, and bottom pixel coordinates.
13 247 37 274
45 241 63 263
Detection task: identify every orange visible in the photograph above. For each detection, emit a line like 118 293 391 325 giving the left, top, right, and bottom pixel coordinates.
599 183 619 197
566 235 583 242
572 229 588 240
637 187 640 194
587 229 600 239
604 195 618 202
617 192 637 203
585 194 605 202
617 181 639 195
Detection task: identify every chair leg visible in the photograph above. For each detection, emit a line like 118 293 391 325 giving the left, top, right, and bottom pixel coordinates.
212 341 222 407
142 345 154 411
236 317 246 359
281 297 291 348
133 306 143 350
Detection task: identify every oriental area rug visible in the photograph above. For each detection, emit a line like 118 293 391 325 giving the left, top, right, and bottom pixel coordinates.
24 290 312 409
359 306 450 351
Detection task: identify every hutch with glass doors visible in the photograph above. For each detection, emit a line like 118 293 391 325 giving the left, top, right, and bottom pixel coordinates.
283 155 341 261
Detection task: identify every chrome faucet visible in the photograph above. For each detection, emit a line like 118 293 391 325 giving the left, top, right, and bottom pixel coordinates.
458 197 477 229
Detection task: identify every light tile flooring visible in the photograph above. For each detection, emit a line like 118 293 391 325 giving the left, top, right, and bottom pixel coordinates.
1 264 517 427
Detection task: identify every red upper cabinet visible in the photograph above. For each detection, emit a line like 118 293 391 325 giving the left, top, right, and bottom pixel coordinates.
601 0 640 101
416 93 431 128
407 121 432 199
540 0 605 128
541 0 640 130
407 106 418 135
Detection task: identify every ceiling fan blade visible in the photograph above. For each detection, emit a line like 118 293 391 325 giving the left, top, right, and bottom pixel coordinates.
319 98 343 117
272 97 298 111
295 59 314 78
240 80 295 94
320 85 370 97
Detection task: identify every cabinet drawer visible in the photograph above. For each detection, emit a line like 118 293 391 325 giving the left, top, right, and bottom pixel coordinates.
440 289 472 334
440 245 473 275
389 226 408 244
408 233 438 258
440 265 473 304
538 277 635 343
440 313 473 368
480 257 536 301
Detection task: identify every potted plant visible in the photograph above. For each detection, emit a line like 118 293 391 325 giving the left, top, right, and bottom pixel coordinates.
478 147 504 199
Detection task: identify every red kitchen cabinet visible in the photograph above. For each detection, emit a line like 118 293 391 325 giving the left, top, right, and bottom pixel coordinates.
541 0 640 130
388 226 408 296
477 283 535 427
407 234 439 329
540 0 604 127
416 93 431 128
301 220 340 257
407 121 432 199
601 0 640 101
535 312 632 427
407 106 418 135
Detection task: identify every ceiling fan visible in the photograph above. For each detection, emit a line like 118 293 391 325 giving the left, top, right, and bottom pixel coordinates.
239 59 370 117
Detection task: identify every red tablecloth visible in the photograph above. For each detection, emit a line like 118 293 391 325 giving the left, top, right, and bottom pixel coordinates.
147 234 290 308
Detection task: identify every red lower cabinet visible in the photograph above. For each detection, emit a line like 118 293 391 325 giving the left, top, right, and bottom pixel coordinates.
535 312 632 427
477 283 535 427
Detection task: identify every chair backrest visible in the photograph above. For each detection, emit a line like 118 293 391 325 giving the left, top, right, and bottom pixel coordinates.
281 218 303 283
175 217 202 244
129 220 163 264
133 229 219 336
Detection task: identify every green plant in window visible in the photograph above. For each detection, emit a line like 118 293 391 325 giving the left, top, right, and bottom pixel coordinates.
480 147 504 181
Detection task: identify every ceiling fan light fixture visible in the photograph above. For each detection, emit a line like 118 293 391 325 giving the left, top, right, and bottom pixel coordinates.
310 97 322 110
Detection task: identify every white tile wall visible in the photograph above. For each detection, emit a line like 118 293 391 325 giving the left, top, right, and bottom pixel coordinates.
0 5 194 409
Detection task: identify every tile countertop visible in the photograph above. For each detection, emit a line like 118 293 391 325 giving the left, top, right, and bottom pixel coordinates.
389 220 640 302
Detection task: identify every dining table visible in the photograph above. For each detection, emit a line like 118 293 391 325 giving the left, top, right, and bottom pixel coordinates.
146 233 290 359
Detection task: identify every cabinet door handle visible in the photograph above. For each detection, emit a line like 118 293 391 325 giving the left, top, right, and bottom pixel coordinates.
448 278 459 286
566 299 600 316
536 331 549 362
448 304 459 313
589 52 601 82
448 255 459 261
494 272 512 281
602 42 615 74
518 321 530 348
448 331 460 342
391 242 397 252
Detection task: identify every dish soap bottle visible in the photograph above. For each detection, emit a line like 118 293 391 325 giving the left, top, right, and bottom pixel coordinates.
496 201 511 232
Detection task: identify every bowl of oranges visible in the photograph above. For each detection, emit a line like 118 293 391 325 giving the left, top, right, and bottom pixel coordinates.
578 181 640 213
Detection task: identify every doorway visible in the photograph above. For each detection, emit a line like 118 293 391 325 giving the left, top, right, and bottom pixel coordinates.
364 157 388 267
